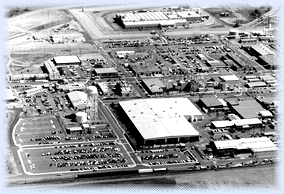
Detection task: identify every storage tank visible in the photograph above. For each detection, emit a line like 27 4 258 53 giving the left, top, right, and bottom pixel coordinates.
76 112 87 123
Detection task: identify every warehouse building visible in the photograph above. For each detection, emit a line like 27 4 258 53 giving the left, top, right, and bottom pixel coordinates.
115 9 204 29
93 68 119 78
53 56 82 66
249 44 275 57
67 91 88 110
228 98 266 119
118 98 203 145
210 137 277 158
211 118 263 130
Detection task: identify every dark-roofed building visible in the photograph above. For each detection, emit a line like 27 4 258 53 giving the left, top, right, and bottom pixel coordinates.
199 97 226 111
229 98 266 119
94 68 119 78
258 55 277 70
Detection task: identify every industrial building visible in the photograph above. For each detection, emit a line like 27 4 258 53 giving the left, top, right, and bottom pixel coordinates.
67 91 88 110
53 56 82 66
210 137 277 158
211 118 263 130
118 98 203 145
228 98 266 119
243 44 276 69
141 78 166 95
249 44 275 57
93 68 119 78
115 9 206 29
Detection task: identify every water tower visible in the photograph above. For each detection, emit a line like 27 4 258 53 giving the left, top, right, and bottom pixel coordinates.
86 86 98 121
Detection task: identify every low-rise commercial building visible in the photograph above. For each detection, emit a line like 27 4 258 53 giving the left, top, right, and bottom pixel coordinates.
93 68 119 78
141 78 166 95
211 118 263 130
210 137 277 158
199 97 227 111
25 86 46 96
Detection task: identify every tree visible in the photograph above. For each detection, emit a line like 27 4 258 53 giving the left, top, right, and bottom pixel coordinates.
113 82 122 96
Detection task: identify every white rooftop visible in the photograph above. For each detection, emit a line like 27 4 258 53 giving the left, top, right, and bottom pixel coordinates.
53 56 81 64
214 137 277 153
67 91 88 108
119 98 201 140
212 118 262 128
219 74 239 81
6 89 16 100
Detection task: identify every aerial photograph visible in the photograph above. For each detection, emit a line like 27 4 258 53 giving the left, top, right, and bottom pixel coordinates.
5 2 279 189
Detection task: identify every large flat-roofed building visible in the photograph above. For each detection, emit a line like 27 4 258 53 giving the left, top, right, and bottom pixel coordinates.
249 44 275 57
53 56 81 66
94 68 119 78
210 137 277 157
229 99 266 119
116 9 204 29
118 98 203 145
67 91 88 110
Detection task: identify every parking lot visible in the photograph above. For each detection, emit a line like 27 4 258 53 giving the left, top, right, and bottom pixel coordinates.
137 148 199 166
18 141 135 175
13 116 65 147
